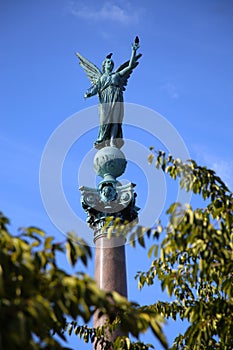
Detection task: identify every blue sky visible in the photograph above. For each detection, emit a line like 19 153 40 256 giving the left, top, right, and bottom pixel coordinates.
1 0 233 348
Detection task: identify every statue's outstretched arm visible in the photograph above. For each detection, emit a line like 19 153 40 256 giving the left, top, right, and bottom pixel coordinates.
119 37 140 76
128 41 140 67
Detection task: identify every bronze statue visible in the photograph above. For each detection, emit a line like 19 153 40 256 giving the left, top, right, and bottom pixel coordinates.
76 37 142 149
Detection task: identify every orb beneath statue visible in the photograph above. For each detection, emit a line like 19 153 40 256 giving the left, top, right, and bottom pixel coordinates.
93 146 127 180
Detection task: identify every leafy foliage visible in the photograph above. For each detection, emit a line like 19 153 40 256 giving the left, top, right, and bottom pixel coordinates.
67 323 155 349
133 150 233 349
0 212 167 350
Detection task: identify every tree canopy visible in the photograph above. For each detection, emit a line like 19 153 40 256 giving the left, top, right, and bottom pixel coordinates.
0 150 232 349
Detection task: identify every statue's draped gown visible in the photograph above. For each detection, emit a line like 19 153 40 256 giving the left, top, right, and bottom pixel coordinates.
94 72 124 148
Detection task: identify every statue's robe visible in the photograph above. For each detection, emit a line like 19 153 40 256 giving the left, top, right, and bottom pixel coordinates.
88 73 124 148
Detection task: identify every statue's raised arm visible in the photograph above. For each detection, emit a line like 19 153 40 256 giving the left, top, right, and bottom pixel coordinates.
117 36 141 75
76 37 142 149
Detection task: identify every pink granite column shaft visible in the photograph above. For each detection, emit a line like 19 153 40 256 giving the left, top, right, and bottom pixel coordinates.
94 235 127 346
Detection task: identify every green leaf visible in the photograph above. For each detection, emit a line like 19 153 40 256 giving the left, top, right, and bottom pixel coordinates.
148 153 154 164
44 236 54 250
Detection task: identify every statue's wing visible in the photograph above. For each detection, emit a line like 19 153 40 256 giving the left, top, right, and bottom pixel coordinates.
75 52 102 85
115 53 142 90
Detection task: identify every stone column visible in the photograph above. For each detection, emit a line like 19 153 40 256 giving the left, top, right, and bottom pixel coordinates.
94 235 127 296
94 235 127 342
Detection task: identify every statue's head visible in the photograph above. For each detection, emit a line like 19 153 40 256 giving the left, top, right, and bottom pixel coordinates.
102 53 114 73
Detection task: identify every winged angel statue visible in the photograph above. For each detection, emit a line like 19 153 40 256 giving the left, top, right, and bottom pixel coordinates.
76 37 142 149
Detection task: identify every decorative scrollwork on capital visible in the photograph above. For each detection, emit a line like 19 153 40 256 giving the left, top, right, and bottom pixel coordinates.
79 182 139 239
